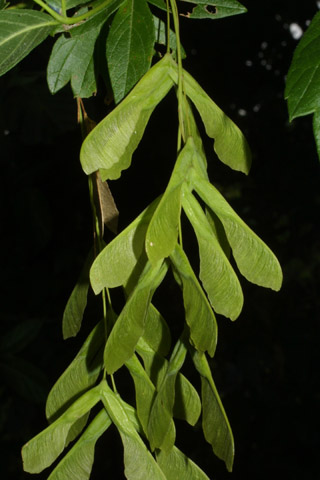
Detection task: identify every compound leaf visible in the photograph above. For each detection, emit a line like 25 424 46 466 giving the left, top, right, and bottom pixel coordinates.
157 446 210 479
47 409 112 480
170 243 217 356
22 385 101 473
191 350 234 472
194 176 283 291
80 53 174 180
182 189 243 320
47 10 110 97
104 260 168 374
0 10 57 76
107 0 155 103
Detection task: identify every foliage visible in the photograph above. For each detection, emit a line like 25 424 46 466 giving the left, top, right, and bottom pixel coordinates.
0 0 283 478
285 9 320 160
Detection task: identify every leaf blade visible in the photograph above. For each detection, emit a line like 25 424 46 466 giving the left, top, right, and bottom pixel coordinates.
182 189 244 320
47 409 112 480
191 350 234 472
22 386 101 473
104 260 168 374
0 10 57 76
193 176 283 291
80 53 174 180
170 243 217 356
107 0 155 103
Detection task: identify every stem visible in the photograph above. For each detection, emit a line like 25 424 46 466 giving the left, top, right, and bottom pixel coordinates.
32 0 118 25
166 0 171 54
169 0 185 141
61 0 67 17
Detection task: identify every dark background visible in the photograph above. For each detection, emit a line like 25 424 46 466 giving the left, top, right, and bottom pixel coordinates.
0 0 319 478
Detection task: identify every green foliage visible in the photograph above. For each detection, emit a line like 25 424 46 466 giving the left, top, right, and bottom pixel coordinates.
285 10 320 159
0 0 282 478
0 10 57 75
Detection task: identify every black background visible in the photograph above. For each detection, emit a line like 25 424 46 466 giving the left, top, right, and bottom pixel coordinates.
0 1 319 478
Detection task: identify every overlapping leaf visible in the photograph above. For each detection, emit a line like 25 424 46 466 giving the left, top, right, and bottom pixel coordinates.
22 386 101 473
90 198 159 293
107 0 155 103
46 322 103 422
0 10 57 76
104 260 168 374
182 188 244 320
146 138 194 264
180 0 247 20
168 58 251 173
101 382 167 480
191 349 234 472
47 409 112 480
47 9 111 97
193 175 283 291
136 337 201 427
80 54 175 180
170 244 217 355
157 446 210 479
62 250 93 339
147 338 187 452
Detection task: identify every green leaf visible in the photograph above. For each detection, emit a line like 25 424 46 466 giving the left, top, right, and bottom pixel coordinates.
46 322 103 422
62 250 93 339
168 62 252 174
157 446 210 479
182 189 243 320
22 385 101 474
47 10 109 97
101 382 167 480
191 350 234 472
285 11 320 120
104 260 168 374
173 373 201 426
47 409 112 480
193 176 283 291
136 337 200 426
90 198 159 294
170 244 217 356
107 0 155 103
143 304 171 357
146 138 194 264
0 10 57 76
80 53 175 180
147 338 187 451
180 0 247 20
125 354 156 435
